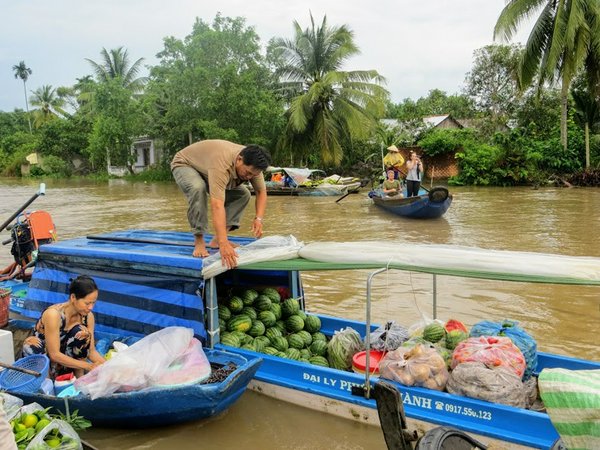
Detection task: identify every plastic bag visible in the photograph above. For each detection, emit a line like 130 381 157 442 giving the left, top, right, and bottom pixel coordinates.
202 235 303 279
25 419 82 450
451 336 526 378
379 343 448 390
0 392 23 420
469 319 537 379
368 321 410 351
327 327 364 371
75 327 210 399
446 362 527 408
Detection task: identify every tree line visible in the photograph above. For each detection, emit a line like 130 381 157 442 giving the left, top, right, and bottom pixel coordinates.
2 7 600 186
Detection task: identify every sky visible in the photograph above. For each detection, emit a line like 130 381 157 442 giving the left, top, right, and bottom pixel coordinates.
0 0 531 112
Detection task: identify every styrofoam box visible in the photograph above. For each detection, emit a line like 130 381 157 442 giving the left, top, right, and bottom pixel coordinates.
0 329 15 365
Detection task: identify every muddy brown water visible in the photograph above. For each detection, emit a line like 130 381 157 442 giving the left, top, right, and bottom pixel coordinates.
1 178 599 449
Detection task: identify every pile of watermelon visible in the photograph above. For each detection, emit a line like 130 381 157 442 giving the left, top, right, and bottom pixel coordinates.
218 287 330 367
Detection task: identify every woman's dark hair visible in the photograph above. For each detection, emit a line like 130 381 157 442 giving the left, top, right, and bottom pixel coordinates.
240 145 271 171
69 275 98 299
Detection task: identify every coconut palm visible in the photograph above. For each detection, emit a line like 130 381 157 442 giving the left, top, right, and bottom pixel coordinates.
86 47 146 92
272 14 388 166
494 0 600 151
12 61 33 132
572 88 600 168
29 85 67 128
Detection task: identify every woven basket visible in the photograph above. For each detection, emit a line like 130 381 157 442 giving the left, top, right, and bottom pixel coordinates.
0 288 10 328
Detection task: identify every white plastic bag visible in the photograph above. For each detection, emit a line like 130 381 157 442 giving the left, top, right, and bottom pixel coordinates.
75 327 210 399
0 392 23 420
25 419 82 450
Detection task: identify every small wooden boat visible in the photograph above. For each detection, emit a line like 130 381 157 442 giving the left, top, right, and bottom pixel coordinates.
370 186 452 219
1 319 262 428
253 167 362 197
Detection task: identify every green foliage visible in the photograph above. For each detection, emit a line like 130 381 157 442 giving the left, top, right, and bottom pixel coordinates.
42 155 72 177
125 166 173 182
0 131 38 175
418 129 475 156
389 89 476 121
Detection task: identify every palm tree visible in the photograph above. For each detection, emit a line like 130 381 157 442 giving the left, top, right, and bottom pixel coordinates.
494 0 600 151
29 85 66 128
86 47 146 92
572 88 600 168
12 61 33 132
272 14 388 166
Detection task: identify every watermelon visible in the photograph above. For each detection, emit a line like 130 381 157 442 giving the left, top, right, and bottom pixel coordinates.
254 295 272 311
271 336 289 352
218 305 231 321
241 306 258 320
254 335 271 348
263 346 279 356
262 287 281 303
220 334 240 347
286 315 305 333
284 348 301 360
270 303 282 320
309 355 329 367
299 358 310 364
218 318 226 331
304 315 321 333
312 331 327 342
241 343 256 351
265 327 283 341
300 349 312 359
287 333 305 349
446 329 468 350
227 315 252 333
253 337 267 352
242 289 259 305
297 330 313 347
444 319 468 333
296 310 307 320
310 340 328 357
248 320 266 337
274 320 287 333
423 322 446 343
281 298 300 317
228 296 244 313
258 310 277 327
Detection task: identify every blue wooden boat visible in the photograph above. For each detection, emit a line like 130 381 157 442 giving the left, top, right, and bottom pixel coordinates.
370 186 452 219
1 319 262 428
5 230 600 448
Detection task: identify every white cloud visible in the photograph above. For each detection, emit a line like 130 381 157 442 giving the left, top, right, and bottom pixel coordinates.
0 0 531 111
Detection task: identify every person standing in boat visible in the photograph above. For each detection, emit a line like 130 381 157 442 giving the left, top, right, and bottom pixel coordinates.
22 275 105 378
171 139 271 268
382 144 404 180
405 151 424 197
382 169 402 197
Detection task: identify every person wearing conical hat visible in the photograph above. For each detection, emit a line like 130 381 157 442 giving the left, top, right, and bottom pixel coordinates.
383 145 405 179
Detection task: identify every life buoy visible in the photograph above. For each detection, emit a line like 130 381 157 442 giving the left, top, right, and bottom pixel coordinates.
428 187 449 203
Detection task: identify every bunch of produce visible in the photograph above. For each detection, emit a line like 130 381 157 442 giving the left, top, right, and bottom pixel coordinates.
451 336 527 378
406 319 469 369
9 406 87 449
327 327 364 371
379 343 449 390
218 287 330 367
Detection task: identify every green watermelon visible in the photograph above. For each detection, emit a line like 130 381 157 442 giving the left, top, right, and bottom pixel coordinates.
262 287 281 303
242 289 259 305
300 348 312 359
218 305 232 321
423 322 446 343
254 295 272 311
284 348 301 360
263 346 279 356
218 318 226 331
296 310 307 320
271 336 289 352
258 310 277 327
304 315 321 333
281 298 300 317
254 335 270 348
241 306 258 320
220 334 240 347
297 330 313 347
445 329 468 350
287 333 305 349
241 343 256 351
312 331 327 342
248 320 266 337
309 355 329 367
299 358 310 364
286 315 305 333
310 340 328 357
270 303 282 320
265 327 283 341
274 320 287 333
227 315 252 333
228 296 244 313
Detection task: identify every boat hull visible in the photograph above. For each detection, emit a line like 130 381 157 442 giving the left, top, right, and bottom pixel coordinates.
372 193 452 219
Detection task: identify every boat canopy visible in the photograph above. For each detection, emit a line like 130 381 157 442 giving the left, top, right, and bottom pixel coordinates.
265 167 326 186
202 237 600 285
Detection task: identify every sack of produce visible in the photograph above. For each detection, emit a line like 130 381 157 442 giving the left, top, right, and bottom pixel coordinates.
451 336 526 379
379 343 448 390
368 321 409 351
25 418 82 450
469 319 537 379
0 392 23 421
327 327 364 371
446 361 527 408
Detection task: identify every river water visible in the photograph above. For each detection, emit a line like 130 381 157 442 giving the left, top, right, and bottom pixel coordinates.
1 178 599 450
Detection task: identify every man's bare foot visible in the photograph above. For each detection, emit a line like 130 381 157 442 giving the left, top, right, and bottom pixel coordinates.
207 238 239 249
193 235 210 258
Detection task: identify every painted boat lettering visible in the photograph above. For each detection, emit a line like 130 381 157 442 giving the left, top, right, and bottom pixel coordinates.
302 372 361 391
433 400 492 421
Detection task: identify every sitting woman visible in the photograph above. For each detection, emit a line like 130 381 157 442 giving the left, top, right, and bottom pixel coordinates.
22 275 105 378
382 169 402 197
